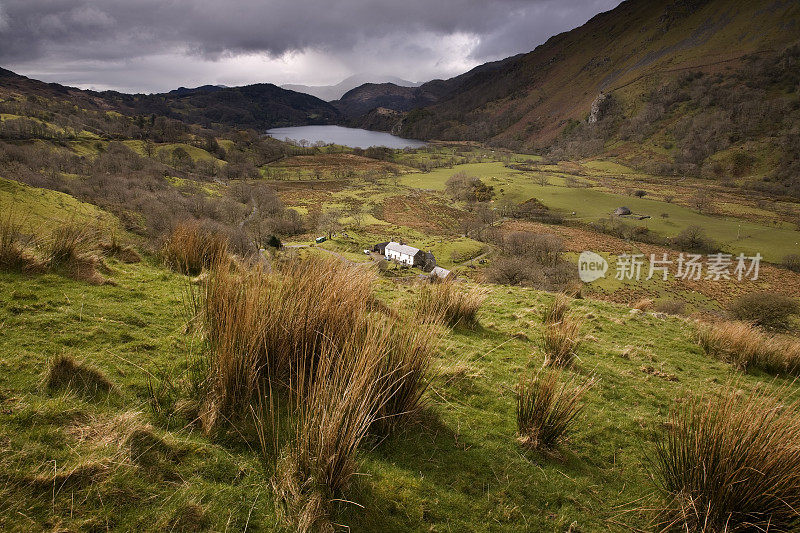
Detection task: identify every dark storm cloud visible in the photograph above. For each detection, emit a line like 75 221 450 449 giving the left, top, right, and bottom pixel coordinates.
0 0 620 92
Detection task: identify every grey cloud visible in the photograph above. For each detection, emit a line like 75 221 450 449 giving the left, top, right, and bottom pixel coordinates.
0 0 621 92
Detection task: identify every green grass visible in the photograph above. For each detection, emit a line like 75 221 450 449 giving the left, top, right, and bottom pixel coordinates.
0 177 121 233
400 162 800 262
3 249 799 531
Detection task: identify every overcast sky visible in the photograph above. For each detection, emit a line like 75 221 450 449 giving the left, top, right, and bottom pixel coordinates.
0 0 621 94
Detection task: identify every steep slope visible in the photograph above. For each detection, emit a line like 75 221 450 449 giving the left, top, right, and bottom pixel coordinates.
395 0 800 193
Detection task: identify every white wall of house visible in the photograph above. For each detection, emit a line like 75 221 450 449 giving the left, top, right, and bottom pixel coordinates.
386 249 414 265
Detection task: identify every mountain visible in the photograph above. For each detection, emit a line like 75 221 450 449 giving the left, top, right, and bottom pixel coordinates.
282 74 421 101
0 68 341 130
388 0 800 194
331 82 440 119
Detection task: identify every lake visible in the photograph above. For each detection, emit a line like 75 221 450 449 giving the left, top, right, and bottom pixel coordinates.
265 125 426 149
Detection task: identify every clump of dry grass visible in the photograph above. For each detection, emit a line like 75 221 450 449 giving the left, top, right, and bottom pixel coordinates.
46 224 110 285
516 370 593 451
542 315 583 367
99 232 141 263
273 335 389 533
697 320 800 375
46 354 114 398
631 298 654 311
652 386 800 532
190 255 443 529
542 293 570 325
416 280 485 327
162 220 229 275
0 213 43 272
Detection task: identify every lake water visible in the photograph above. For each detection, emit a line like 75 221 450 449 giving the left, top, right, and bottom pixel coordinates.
265 125 426 149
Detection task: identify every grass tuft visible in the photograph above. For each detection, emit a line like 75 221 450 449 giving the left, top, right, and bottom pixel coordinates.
542 292 570 325
416 280 485 327
653 386 800 532
161 220 229 275
46 354 114 398
542 315 583 368
516 369 593 451
697 320 800 375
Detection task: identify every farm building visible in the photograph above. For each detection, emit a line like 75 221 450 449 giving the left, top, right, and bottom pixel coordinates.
372 242 390 254
430 266 452 280
613 206 632 216
385 242 424 267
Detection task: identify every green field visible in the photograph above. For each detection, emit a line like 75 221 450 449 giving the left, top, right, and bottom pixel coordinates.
401 163 800 262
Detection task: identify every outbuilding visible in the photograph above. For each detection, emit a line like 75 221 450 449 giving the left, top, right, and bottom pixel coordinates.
430 266 452 280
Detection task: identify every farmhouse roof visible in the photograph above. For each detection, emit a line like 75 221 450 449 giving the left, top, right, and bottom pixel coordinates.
386 242 421 256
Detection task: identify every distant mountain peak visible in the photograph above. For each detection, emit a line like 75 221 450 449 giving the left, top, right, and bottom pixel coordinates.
281 74 421 101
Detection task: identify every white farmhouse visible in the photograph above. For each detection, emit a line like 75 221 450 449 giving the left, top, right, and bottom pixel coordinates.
384 242 423 267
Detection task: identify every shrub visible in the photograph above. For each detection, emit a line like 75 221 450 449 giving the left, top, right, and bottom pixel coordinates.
652 386 800 532
654 299 685 315
416 280 485 327
671 225 718 253
784 253 800 273
161 220 229 275
728 291 799 330
516 370 593 450
542 315 583 368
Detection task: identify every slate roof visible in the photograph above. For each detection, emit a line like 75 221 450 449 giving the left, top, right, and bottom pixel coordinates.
385 242 421 256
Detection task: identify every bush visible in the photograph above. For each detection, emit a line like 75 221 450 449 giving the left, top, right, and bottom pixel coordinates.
654 299 686 315
671 225 718 254
783 253 800 273
728 291 799 330
652 386 800 532
516 370 593 450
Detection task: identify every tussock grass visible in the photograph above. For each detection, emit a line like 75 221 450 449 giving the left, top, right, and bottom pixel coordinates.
697 320 800 375
161 220 229 275
189 255 443 529
542 292 570 325
46 354 114 398
46 224 110 285
542 315 583 367
274 334 390 532
0 212 43 272
416 280 485 327
653 386 800 532
516 370 593 450
99 232 141 263
631 298 654 311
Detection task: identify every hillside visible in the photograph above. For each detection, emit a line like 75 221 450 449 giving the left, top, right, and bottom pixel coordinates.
282 74 421 101
0 68 341 131
332 83 439 119
374 0 800 196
